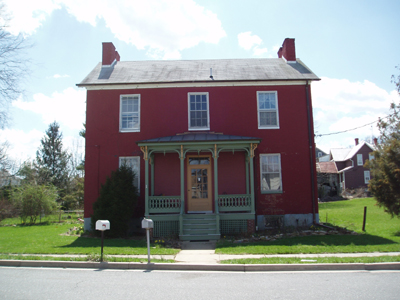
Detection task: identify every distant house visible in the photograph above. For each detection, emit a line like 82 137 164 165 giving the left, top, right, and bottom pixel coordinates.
315 147 329 162
77 38 320 240
0 170 21 188
316 138 375 197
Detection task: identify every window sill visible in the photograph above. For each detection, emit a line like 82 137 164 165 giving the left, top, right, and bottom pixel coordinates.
120 129 140 133
261 190 283 194
258 126 280 130
188 127 210 131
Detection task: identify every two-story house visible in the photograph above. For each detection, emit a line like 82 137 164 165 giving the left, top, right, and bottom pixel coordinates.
329 138 375 192
77 38 320 240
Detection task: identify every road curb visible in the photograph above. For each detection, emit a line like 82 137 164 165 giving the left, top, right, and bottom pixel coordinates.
1 260 400 271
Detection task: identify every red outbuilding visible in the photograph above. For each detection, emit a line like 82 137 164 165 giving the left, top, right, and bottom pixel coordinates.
77 38 320 240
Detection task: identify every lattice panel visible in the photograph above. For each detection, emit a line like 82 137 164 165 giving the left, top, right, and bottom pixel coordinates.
153 220 179 237
220 219 248 235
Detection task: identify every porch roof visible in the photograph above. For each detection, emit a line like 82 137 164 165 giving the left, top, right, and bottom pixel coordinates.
137 132 261 155
137 132 261 144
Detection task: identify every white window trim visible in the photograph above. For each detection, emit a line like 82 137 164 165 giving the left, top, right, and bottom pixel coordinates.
119 94 141 133
188 92 210 131
364 170 370 184
260 153 283 193
119 156 140 192
257 91 280 129
357 154 363 166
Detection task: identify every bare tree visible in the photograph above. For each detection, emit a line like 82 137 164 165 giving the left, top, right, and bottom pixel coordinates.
0 1 30 128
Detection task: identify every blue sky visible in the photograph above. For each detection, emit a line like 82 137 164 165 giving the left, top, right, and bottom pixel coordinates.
1 0 399 163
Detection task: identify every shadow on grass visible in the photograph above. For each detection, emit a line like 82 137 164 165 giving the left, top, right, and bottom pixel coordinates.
60 236 147 248
217 233 397 250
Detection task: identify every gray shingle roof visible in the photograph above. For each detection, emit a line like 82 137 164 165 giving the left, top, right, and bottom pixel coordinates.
77 58 319 86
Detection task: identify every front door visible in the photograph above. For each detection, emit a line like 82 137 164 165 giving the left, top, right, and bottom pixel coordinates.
187 156 212 212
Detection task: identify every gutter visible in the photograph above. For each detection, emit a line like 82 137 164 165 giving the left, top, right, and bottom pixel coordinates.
305 81 317 223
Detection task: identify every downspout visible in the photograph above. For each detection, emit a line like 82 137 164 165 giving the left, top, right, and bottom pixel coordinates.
305 81 317 223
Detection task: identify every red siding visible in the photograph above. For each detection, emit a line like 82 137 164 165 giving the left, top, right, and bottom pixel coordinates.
84 84 318 218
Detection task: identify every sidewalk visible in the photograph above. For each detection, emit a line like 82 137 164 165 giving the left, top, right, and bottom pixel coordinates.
1 241 400 271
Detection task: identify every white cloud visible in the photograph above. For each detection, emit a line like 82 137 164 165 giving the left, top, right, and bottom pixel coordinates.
4 0 226 59
0 128 43 162
12 87 86 130
312 77 400 151
52 74 70 79
237 31 268 57
3 0 61 35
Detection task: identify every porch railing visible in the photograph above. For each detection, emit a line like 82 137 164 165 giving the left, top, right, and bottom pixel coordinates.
218 194 251 212
148 194 252 214
149 196 181 213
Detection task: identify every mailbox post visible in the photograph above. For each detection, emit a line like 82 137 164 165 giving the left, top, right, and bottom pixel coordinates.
95 220 110 262
141 218 153 263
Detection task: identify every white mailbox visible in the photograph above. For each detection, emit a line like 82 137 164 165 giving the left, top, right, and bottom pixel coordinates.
141 218 154 229
95 220 110 231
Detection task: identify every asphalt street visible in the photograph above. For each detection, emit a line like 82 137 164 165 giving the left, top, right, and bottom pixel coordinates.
1 267 400 300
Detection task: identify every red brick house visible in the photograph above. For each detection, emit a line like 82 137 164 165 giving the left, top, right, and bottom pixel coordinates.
77 38 320 240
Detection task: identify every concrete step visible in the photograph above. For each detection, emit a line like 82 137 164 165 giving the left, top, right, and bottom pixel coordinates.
179 233 221 241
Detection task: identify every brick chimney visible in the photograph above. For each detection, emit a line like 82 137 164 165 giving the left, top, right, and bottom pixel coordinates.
355 138 359 146
373 138 378 146
102 42 120 66
277 38 296 62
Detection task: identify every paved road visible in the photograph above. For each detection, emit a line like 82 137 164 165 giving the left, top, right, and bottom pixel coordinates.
1 267 400 300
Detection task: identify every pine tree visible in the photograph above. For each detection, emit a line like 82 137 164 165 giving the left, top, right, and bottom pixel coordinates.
36 121 71 198
91 165 138 237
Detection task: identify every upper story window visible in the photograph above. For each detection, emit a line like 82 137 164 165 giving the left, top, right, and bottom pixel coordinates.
188 93 210 130
260 154 282 193
257 91 279 129
357 154 363 166
120 95 140 132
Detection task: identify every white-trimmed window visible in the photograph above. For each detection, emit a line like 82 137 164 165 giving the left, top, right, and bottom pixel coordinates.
119 157 140 192
260 154 282 192
364 170 370 184
120 95 140 132
257 91 279 129
357 154 363 166
369 153 374 161
188 93 210 130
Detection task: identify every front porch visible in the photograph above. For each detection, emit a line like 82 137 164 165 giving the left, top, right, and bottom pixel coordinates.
137 133 261 240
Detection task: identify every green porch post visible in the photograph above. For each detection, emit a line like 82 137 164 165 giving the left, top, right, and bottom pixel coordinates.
140 146 149 216
179 145 185 236
245 156 250 195
213 144 220 233
150 155 154 196
249 144 257 214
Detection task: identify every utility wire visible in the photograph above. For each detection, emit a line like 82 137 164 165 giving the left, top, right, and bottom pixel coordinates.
315 114 392 138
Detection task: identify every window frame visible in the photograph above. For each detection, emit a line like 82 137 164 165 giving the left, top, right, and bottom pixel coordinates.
188 92 210 131
119 94 141 132
257 91 280 129
364 170 370 184
357 154 363 166
119 156 140 192
260 153 283 194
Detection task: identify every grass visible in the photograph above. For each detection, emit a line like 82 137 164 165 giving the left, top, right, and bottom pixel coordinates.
0 254 174 263
216 197 400 255
0 217 179 256
221 256 400 264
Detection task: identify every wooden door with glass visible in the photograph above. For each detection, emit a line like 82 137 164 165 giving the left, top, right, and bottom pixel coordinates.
187 156 212 212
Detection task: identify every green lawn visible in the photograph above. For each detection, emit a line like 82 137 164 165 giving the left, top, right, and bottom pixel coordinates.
221 256 400 264
216 198 400 255
0 220 179 256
